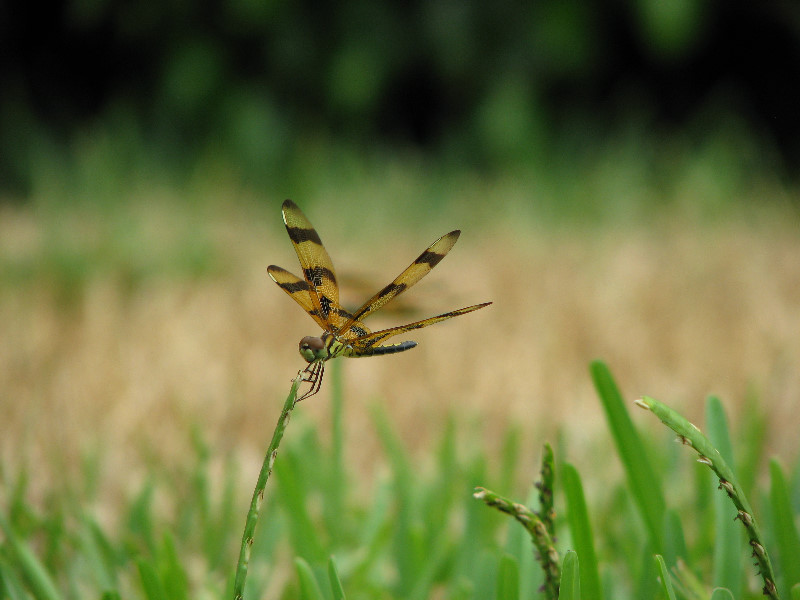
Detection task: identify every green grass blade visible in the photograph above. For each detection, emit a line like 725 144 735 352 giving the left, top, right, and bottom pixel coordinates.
370 403 417 591
559 551 581 600
80 515 119 591
770 458 800 599
590 360 665 552
496 554 519 600
294 557 324 600
653 555 676 600
408 533 454 600
663 509 688 567
706 396 741 597
159 532 188 600
137 559 168 600
792 583 800 600
709 588 735 600
0 513 62 600
562 463 603 600
327 556 346 600
0 560 29 600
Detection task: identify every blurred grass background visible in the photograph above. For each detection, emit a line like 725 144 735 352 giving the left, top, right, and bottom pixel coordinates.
2 1 800 596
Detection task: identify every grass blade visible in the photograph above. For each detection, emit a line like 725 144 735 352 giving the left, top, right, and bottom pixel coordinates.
562 462 603 600
653 555 676 600
496 554 519 600
590 361 665 552
770 458 800 599
0 513 62 600
137 559 167 600
559 551 580 600
327 556 346 600
294 557 324 600
706 396 742 597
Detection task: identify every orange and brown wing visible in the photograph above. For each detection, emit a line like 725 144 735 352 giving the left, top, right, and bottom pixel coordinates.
274 199 348 332
267 265 331 332
338 230 461 339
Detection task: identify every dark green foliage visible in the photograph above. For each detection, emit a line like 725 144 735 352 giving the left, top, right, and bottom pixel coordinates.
3 0 797 198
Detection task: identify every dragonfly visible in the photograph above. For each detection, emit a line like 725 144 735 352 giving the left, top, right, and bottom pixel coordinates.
268 199 491 401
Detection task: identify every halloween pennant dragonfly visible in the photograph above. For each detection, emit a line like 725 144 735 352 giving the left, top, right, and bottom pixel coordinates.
268 200 491 401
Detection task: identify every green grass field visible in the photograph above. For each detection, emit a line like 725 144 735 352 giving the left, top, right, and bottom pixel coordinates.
1 152 800 599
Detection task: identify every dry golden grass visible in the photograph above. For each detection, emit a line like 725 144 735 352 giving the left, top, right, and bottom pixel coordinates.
2 197 799 511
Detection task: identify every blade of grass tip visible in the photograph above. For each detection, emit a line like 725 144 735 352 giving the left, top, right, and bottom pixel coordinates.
559 551 580 600
327 556 346 600
653 555 677 600
496 554 520 600
0 512 62 600
633 545 660 600
770 458 800 599
636 396 778 599
159 532 188 600
127 479 157 555
792 583 800 600
80 514 118 591
232 373 303 600
295 557 325 600
137 558 168 600
706 397 742 597
562 463 602 600
709 588 735 600
590 361 665 552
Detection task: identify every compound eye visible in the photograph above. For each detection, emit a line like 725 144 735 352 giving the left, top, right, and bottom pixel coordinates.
299 336 326 362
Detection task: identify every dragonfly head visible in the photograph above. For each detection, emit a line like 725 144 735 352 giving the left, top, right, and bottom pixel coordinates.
299 335 328 363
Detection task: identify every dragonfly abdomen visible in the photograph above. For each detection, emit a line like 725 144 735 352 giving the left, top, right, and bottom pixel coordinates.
341 340 417 358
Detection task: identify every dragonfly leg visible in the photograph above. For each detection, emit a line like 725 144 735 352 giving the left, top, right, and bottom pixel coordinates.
297 361 325 401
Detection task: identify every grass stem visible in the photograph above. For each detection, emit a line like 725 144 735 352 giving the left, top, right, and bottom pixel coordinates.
232 373 303 600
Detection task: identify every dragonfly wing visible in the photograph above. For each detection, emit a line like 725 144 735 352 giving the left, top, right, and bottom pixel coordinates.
339 230 461 335
267 265 330 331
351 302 491 350
280 200 342 329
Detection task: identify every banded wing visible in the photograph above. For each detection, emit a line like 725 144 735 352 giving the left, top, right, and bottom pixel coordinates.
279 199 345 330
338 230 461 340
349 302 492 352
267 265 330 332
